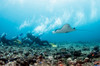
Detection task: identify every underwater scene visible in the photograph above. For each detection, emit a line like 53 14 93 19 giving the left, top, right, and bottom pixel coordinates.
0 0 100 66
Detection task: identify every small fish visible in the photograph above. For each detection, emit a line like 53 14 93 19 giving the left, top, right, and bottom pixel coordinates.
50 43 57 47
14 40 22 44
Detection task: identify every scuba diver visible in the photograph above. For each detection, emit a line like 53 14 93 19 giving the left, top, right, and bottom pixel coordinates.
21 32 34 45
0 33 23 45
0 32 50 46
10 36 21 45
11 36 19 41
26 32 50 46
26 32 35 42
11 33 23 41
0 33 11 45
35 36 50 46
26 32 37 44
21 37 33 45
10 33 23 45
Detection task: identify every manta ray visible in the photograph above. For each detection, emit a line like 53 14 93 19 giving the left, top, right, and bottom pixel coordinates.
52 24 76 33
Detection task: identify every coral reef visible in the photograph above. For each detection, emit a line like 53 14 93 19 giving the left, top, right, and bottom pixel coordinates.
0 42 100 66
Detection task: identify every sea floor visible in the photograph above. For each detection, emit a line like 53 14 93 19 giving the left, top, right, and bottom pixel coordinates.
0 42 100 66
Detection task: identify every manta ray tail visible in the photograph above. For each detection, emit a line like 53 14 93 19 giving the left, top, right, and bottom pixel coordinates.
76 29 91 32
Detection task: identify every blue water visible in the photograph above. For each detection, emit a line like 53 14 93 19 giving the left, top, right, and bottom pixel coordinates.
0 0 100 42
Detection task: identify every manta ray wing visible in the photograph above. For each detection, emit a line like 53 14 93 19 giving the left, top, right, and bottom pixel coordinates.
52 24 76 33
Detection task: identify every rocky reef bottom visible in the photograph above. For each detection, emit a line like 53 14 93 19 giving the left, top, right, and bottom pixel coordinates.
0 42 100 66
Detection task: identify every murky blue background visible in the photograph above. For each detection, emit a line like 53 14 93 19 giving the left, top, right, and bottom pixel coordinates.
0 0 100 42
